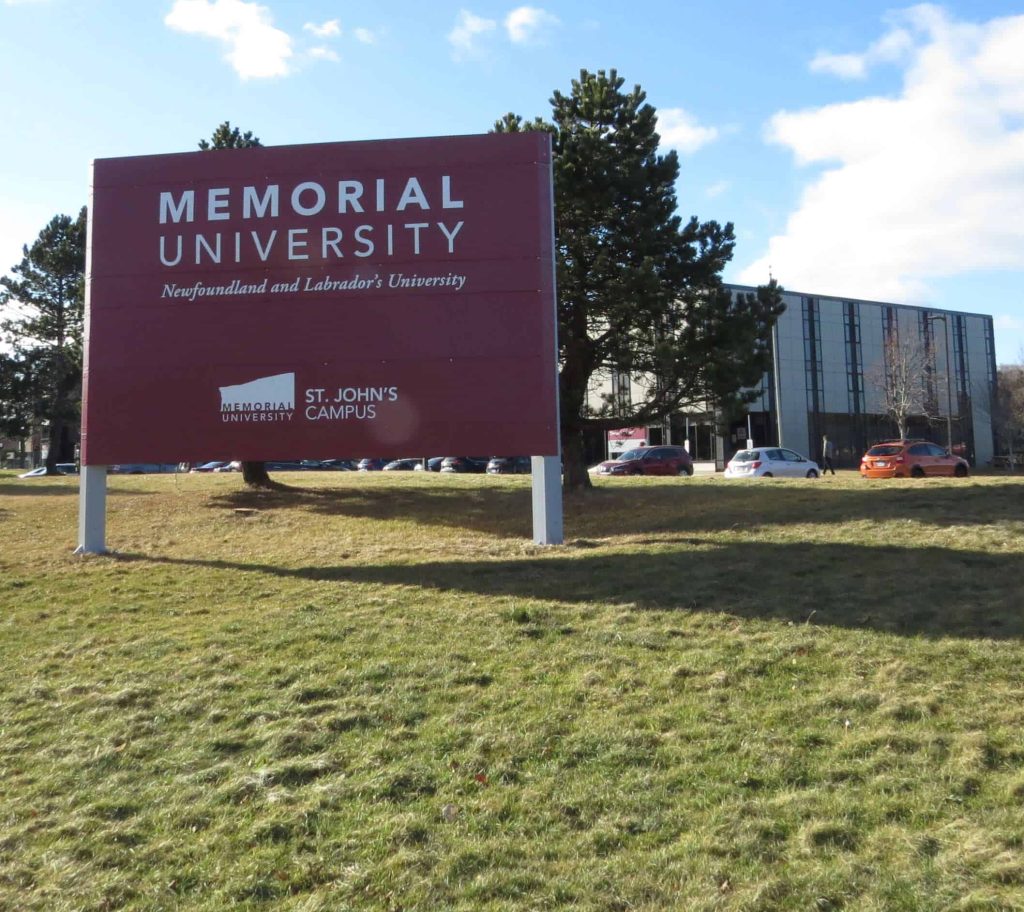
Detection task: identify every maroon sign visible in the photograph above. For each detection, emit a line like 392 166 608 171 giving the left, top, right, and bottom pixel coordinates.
607 427 646 442
82 133 558 464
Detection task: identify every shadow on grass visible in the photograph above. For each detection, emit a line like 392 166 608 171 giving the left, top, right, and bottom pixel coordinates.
208 481 538 537
114 538 1024 641
205 476 1024 540
0 481 155 498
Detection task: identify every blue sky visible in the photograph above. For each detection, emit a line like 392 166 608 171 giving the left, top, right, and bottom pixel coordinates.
2 0 1023 362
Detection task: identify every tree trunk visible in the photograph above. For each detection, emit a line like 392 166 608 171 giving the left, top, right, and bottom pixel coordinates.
241 460 274 487
561 428 593 491
44 417 65 472
46 354 78 471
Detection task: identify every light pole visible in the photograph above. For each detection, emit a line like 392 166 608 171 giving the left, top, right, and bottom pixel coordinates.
926 314 954 452
771 321 784 446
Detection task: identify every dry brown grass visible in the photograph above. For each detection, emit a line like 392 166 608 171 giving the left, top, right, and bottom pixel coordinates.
1 469 1023 910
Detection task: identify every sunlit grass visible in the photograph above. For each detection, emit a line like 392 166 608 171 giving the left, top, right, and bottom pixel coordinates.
2 469 1023 910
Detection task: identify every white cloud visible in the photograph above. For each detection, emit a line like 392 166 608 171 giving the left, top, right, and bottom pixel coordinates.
353 27 377 45
809 12 915 80
448 9 496 61
165 0 293 80
706 180 731 199
657 108 719 154
308 46 339 62
995 314 1024 333
740 5 1024 305
809 52 868 80
504 6 559 45
303 19 340 39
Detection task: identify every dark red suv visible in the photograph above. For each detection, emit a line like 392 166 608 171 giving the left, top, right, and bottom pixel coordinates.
595 445 694 477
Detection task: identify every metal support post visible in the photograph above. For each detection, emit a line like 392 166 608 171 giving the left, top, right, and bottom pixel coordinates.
76 465 108 554
771 323 784 446
531 455 563 545
531 138 563 547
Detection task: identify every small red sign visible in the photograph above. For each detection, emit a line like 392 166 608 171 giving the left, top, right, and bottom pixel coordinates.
82 133 558 463
607 427 646 441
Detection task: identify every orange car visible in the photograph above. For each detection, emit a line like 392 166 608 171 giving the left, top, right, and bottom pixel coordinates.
859 440 969 478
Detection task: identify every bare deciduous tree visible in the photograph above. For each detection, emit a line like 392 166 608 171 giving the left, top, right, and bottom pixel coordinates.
866 327 934 439
993 361 1024 470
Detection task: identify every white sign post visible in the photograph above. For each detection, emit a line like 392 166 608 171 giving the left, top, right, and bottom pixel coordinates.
531 456 563 545
531 158 563 547
76 465 108 554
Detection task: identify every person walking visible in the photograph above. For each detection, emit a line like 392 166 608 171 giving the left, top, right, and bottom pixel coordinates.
822 434 836 475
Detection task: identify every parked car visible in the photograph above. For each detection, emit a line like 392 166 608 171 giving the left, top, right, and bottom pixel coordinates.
112 463 179 474
414 457 445 472
190 461 231 473
319 459 357 471
724 447 820 479
595 445 693 477
19 463 79 477
357 458 388 471
383 458 423 471
860 440 969 478
486 456 532 475
440 456 490 473
18 466 56 478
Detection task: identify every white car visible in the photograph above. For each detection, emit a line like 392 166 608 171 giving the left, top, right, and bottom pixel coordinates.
724 447 820 479
17 465 76 478
18 466 52 478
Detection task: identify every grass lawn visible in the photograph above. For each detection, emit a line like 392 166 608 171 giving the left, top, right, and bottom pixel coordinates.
1 468 1023 911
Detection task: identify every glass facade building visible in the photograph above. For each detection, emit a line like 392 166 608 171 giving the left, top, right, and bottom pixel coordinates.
728 285 997 470
584 286 997 470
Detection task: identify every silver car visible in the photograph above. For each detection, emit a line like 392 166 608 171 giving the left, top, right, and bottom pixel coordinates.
724 447 820 479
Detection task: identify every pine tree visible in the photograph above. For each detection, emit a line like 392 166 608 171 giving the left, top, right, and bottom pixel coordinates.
496 70 784 488
199 122 262 151
0 209 86 469
0 352 35 462
198 123 275 487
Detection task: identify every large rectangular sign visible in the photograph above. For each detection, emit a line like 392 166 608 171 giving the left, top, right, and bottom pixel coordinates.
82 132 558 464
